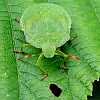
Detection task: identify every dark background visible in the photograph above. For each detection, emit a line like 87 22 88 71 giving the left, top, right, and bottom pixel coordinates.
88 79 100 100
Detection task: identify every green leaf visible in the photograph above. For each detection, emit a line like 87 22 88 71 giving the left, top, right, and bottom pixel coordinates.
0 0 100 100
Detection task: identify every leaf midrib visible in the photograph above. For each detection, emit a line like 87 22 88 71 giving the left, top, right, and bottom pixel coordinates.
5 0 20 99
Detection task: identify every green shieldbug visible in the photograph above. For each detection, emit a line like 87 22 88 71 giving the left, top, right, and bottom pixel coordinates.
14 3 80 80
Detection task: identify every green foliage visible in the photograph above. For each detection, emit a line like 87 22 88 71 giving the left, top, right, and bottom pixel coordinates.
0 0 100 100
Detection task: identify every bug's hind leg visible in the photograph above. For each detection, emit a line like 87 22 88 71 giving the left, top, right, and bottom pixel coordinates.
69 35 77 41
15 18 24 31
60 65 68 71
59 57 68 71
15 19 20 23
41 72 48 81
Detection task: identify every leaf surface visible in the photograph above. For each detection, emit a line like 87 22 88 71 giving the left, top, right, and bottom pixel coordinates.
0 0 100 100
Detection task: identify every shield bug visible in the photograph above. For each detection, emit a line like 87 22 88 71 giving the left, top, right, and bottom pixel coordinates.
14 3 80 80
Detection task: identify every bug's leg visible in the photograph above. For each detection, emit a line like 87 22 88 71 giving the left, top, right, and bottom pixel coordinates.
13 44 31 54
13 50 24 54
56 49 80 60
41 72 48 81
17 44 40 59
20 54 37 59
20 52 47 80
59 57 68 71
21 44 32 51
69 35 77 41
36 52 44 66
60 65 68 70
36 53 48 81
14 45 47 80
15 19 24 31
15 19 20 23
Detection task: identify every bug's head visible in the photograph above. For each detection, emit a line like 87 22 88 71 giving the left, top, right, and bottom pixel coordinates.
41 42 57 58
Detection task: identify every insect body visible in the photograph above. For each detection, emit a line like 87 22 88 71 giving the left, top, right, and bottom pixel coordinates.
20 3 71 58
14 3 80 80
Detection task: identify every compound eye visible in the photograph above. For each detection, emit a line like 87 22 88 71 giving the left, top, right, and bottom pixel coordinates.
40 46 43 50
54 46 58 50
